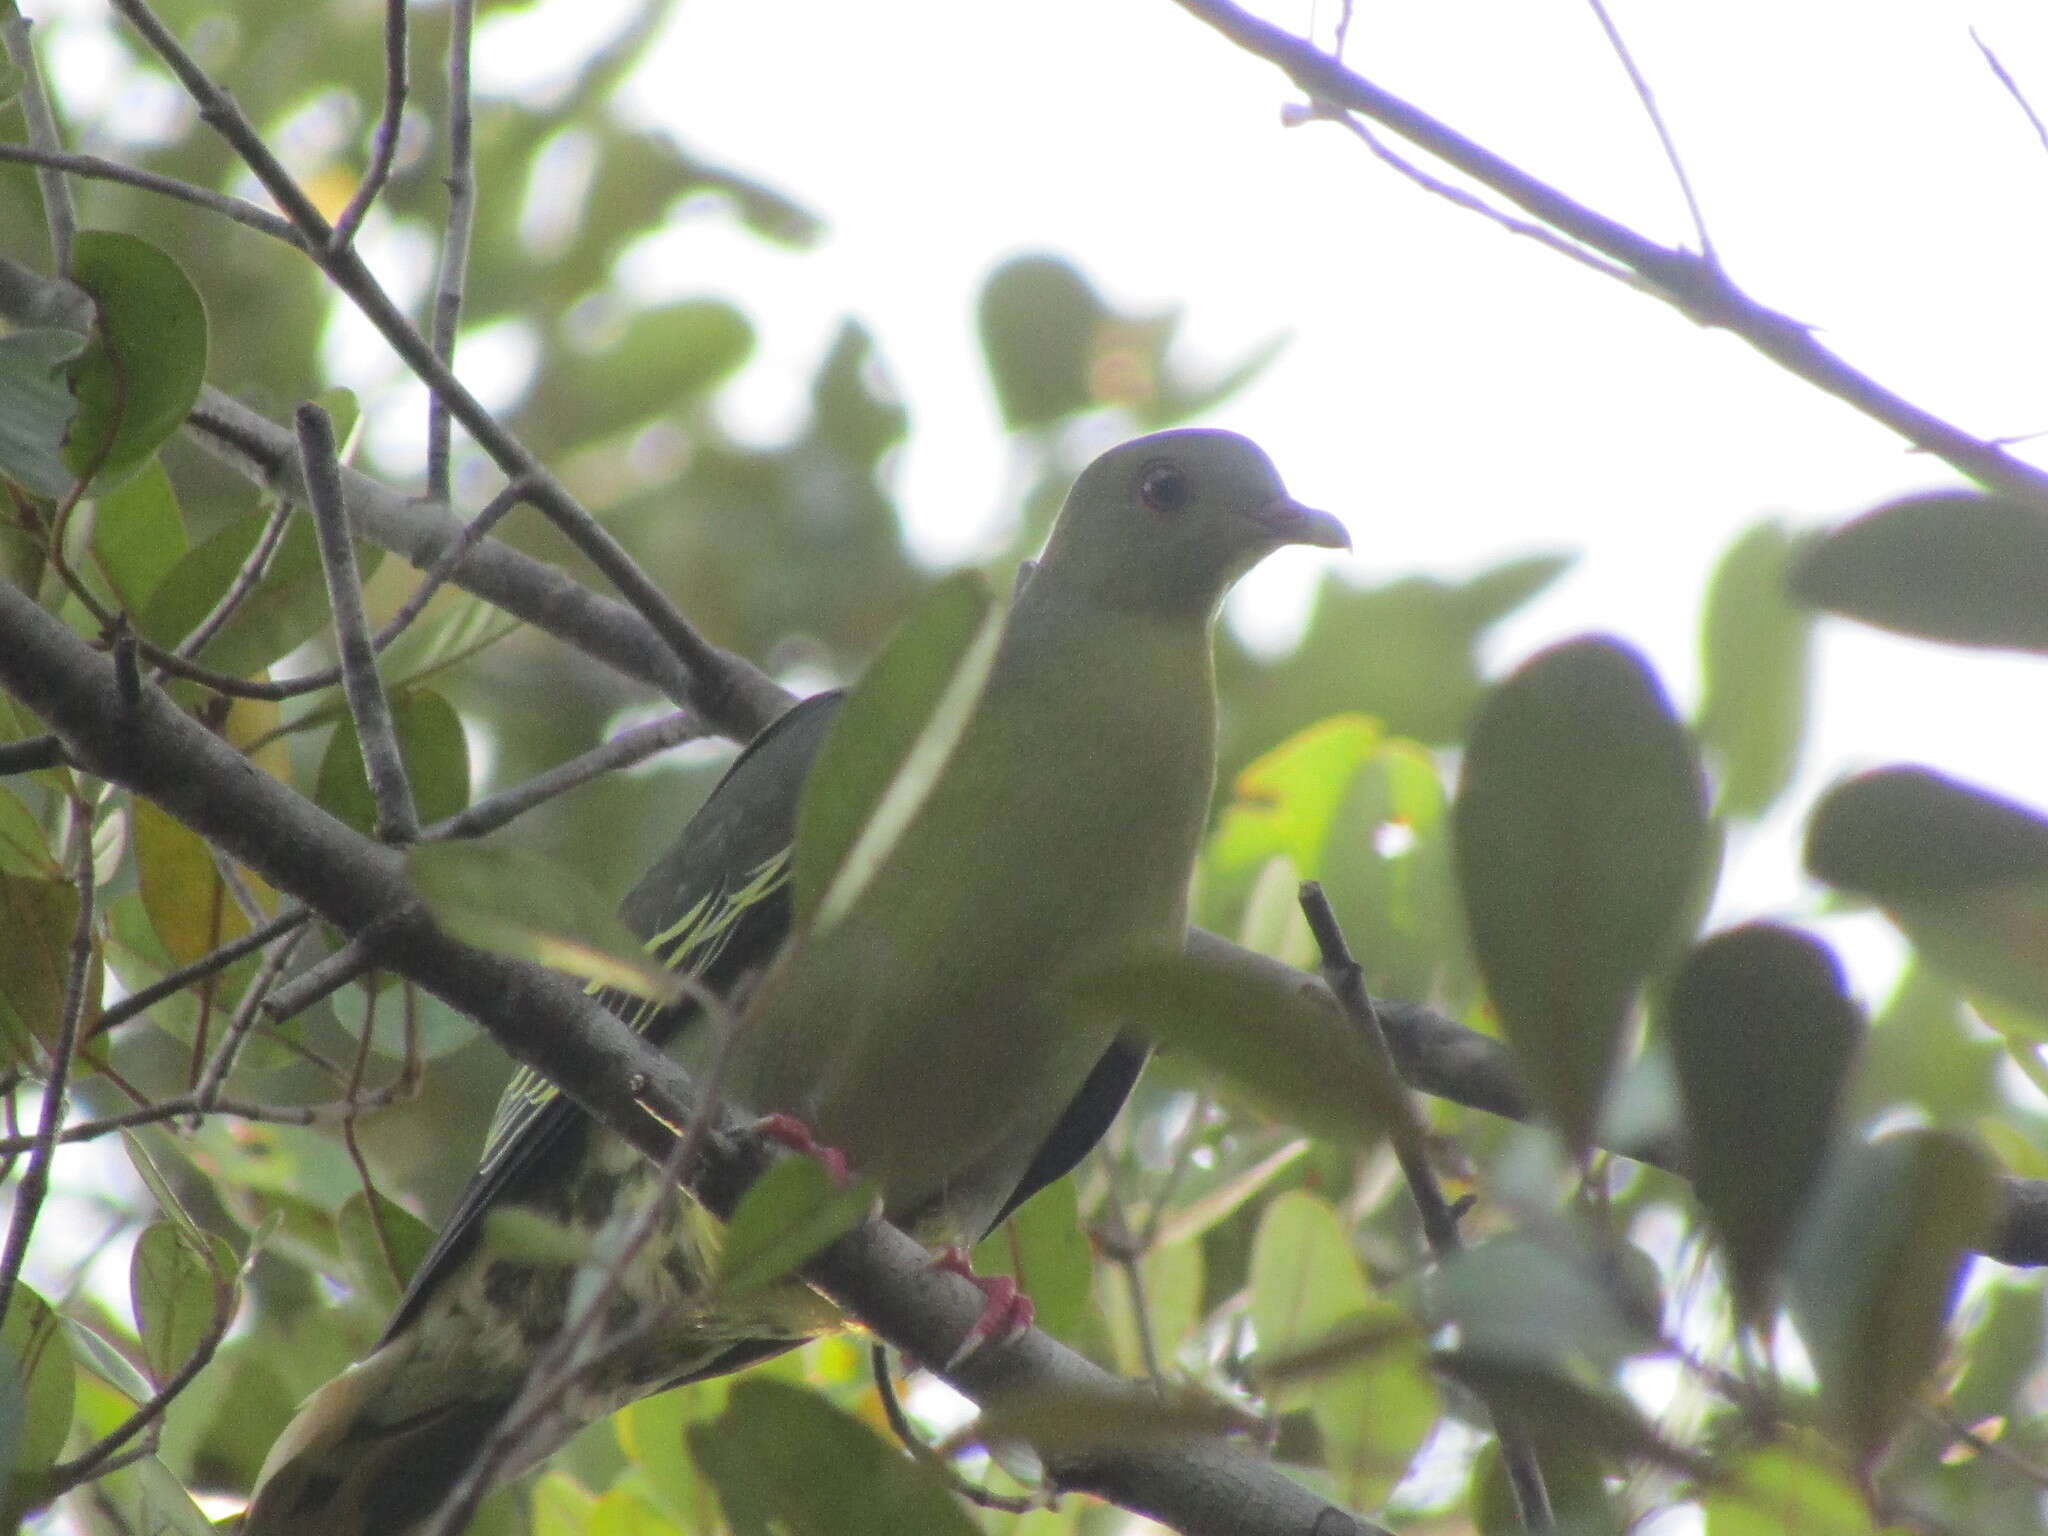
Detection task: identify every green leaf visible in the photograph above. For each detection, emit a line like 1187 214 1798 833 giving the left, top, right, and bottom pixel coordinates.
128 1220 229 1385
1473 1434 1621 1536
1702 1446 1877 1536
1664 923 1863 1325
793 570 1000 931
1069 950 1392 1147
1434 1351 1700 1474
1248 1192 1435 1504
407 839 683 1003
1788 1128 1996 1465
0 784 57 879
132 796 253 967
1791 489 2048 653
689 1377 980 1536
1806 767 2048 1017
90 458 188 611
0 327 87 498
1697 519 1813 818
315 688 471 836
0 872 80 1067
977 255 1112 430
1452 635 1709 1154
63 230 208 487
713 1156 874 1300
336 1189 435 1312
0 1282 74 1499
1436 1231 1659 1375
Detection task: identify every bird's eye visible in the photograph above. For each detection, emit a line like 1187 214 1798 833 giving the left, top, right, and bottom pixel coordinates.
1138 462 1190 515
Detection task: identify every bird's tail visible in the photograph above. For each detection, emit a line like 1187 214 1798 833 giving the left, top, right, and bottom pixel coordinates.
240 1346 512 1536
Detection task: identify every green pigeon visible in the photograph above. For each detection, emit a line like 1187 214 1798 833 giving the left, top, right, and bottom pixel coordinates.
242 428 1345 1534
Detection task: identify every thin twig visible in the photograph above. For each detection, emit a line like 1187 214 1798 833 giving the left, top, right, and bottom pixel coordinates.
1583 0 1716 265
426 0 478 502
1973 28 2048 161
300 403 419 843
423 711 702 841
0 142 302 248
329 0 408 251
0 797 96 1330
871 1344 1044 1514
1298 882 1552 1533
167 497 296 667
259 934 380 1024
1094 1181 1168 1390
0 1078 426 1155
189 922 311 1116
87 905 309 1044
0 3 78 271
338 980 406 1290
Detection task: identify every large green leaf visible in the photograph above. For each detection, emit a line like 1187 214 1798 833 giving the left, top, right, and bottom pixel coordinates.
1791 489 2048 653
1452 636 1709 1153
1663 923 1863 1325
64 229 208 487
0 1282 74 1512
314 688 471 837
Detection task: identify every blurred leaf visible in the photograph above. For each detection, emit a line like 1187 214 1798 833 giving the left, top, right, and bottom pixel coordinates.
0 1282 73 1502
132 796 251 966
1702 1445 1879 1535
61 1316 153 1403
689 1377 980 1536
1791 490 2048 652
1207 715 1385 883
1437 1231 1659 1374
793 570 999 931
978 255 1113 429
1071 951 1391 1147
64 230 208 487
129 1219 231 1385
1806 767 2048 1016
1949 1281 2046 1426
1097 1216 1202 1375
0 327 86 498
1844 966 1999 1130
0 784 57 879
314 688 471 836
616 1379 731 1530
407 839 683 1003
973 1175 1094 1347
1697 519 1813 817
329 975 479 1062
336 1188 435 1313
1473 1435 1621 1536
1434 1350 1699 1473
1664 923 1863 1324
0 872 80 1065
1453 635 1709 1153
714 1156 874 1300
90 458 188 611
1788 1129 1996 1465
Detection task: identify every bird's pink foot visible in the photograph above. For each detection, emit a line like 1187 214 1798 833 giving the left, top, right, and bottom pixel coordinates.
751 1112 852 1188
934 1245 1036 1368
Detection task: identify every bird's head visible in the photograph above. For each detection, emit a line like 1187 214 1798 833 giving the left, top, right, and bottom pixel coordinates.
1037 429 1349 620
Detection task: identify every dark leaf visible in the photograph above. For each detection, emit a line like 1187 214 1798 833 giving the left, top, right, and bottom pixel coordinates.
64 230 208 487
1697 519 1814 818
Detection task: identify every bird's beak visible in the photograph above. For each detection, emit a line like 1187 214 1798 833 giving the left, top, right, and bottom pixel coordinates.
1246 496 1351 551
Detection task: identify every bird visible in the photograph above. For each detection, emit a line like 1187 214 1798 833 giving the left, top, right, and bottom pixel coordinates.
242 428 1346 1534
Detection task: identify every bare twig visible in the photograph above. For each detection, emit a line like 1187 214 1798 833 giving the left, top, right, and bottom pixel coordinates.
426 0 478 502
872 1344 1044 1514
1170 0 2048 514
300 403 419 843
0 797 95 1329
338 980 405 1289
329 0 409 251
190 922 311 1115
423 711 702 841
0 3 78 271
259 934 381 1025
87 905 309 1044
0 142 302 247
1298 882 1552 1532
166 496 296 667
1584 0 1716 264
1973 28 2048 162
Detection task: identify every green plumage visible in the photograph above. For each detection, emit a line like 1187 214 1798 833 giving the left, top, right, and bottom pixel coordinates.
242 429 1344 1534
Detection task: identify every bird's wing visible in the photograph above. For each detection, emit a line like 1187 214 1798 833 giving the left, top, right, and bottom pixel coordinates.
379 692 842 1343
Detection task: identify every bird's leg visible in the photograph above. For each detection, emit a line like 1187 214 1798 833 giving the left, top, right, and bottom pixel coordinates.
750 1112 853 1188
933 1246 1035 1368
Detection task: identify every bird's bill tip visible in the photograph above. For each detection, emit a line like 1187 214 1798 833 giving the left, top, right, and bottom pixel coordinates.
1248 496 1350 551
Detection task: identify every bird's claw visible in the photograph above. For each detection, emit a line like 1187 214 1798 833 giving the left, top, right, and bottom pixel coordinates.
934 1246 1035 1369
751 1112 853 1189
